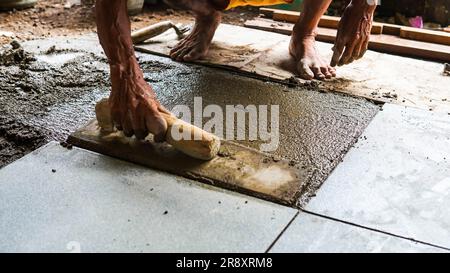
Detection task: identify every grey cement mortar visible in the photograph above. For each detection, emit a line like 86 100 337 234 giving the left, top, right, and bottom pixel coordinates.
139 54 380 206
0 35 379 207
0 38 111 166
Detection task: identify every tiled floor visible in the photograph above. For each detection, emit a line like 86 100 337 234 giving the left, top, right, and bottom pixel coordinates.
1 37 450 251
1 108 449 253
270 212 444 253
306 104 450 250
0 143 296 253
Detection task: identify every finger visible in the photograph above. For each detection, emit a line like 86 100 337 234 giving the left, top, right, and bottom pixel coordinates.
123 128 134 138
111 110 123 131
338 39 357 66
157 104 171 115
331 39 345 67
132 107 148 140
122 111 134 137
352 36 365 61
358 36 370 60
145 111 168 143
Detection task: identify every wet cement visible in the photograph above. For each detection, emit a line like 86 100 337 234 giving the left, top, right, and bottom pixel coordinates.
0 38 111 166
139 54 380 206
0 35 379 207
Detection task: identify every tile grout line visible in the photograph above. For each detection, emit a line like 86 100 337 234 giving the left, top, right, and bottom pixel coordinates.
302 209 450 251
265 210 301 253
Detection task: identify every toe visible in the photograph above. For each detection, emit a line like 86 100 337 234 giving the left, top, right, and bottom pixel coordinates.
170 47 182 60
170 38 188 55
298 61 315 80
311 66 326 80
321 66 332 79
183 48 204 62
170 40 190 60
328 66 337 77
175 46 192 62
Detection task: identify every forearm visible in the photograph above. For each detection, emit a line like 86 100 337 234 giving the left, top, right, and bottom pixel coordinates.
95 0 144 97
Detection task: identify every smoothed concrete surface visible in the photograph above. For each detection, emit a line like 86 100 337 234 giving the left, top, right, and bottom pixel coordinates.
270 212 447 253
0 142 297 253
137 53 379 207
306 104 450 249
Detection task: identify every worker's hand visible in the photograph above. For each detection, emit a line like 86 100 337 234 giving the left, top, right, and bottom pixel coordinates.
331 0 377 67
109 72 169 141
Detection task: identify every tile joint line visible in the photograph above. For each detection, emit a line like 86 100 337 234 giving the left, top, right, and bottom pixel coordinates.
302 209 450 251
265 210 301 253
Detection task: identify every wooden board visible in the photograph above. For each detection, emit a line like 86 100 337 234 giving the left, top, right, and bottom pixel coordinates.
261 7 450 45
400 27 450 46
134 23 450 114
260 8 383 34
68 119 307 206
245 18 450 62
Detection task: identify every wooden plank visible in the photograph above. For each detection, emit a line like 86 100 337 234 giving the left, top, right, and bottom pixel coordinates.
244 19 336 42
261 6 450 45
244 18 450 62
400 27 450 46
68 120 307 206
259 7 276 18
261 8 383 34
382 23 402 36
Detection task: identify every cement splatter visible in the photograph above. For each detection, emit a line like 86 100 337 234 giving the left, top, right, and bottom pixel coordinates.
0 40 110 167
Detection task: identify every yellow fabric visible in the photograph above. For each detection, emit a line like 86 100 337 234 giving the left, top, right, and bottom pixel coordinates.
226 0 293 10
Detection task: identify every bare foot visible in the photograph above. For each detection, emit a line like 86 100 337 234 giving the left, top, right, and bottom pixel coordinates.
170 11 221 62
289 32 336 80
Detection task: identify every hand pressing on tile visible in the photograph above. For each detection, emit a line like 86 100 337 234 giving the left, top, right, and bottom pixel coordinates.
331 0 377 67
